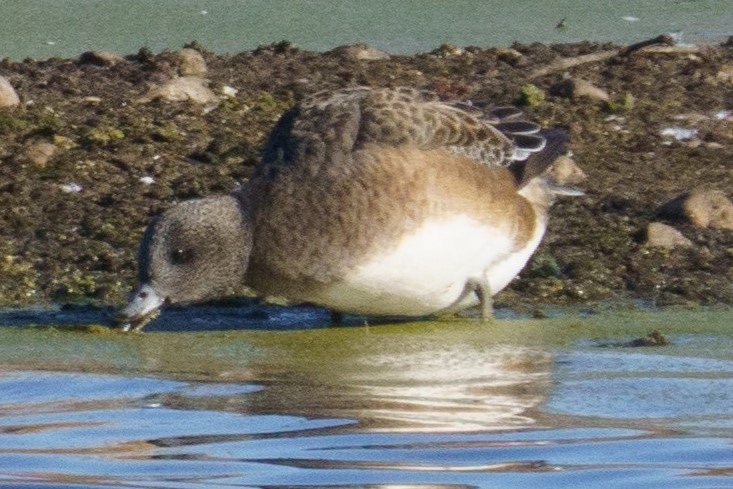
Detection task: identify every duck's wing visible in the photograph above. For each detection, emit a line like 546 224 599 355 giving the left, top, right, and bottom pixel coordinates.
260 86 554 171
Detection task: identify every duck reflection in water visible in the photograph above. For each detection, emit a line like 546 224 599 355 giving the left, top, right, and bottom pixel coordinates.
130 322 552 434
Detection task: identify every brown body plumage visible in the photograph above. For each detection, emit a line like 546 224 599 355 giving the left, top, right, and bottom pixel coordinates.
117 87 578 330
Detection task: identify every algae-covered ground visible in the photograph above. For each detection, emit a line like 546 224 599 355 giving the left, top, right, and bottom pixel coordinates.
0 39 731 312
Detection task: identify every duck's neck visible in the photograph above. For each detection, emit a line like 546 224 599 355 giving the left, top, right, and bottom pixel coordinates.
518 177 555 215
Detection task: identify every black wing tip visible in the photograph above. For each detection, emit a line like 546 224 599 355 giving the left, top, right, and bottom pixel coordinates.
515 126 570 186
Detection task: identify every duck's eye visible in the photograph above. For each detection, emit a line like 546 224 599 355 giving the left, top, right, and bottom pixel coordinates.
170 248 193 265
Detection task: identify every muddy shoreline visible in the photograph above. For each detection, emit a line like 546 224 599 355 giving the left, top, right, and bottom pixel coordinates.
0 38 731 314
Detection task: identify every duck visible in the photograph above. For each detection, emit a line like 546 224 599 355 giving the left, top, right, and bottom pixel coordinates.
116 86 581 331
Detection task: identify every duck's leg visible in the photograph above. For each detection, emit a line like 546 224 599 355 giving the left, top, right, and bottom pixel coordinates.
441 277 494 321
469 277 493 322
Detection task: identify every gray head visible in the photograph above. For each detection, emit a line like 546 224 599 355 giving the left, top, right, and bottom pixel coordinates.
115 194 252 331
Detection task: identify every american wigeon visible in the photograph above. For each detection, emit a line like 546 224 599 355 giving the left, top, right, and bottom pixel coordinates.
117 87 580 330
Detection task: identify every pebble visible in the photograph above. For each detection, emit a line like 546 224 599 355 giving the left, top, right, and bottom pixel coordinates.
657 189 733 230
327 43 391 60
178 48 207 76
496 46 523 64
552 78 609 102
430 43 465 58
716 63 733 84
21 141 56 167
645 222 692 249
60 183 83 193
78 50 125 66
0 76 20 108
660 127 698 141
221 85 238 97
138 76 218 105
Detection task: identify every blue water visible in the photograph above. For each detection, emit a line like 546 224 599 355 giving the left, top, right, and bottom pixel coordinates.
0 307 730 488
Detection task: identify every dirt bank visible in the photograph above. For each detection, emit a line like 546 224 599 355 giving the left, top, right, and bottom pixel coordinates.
0 38 731 312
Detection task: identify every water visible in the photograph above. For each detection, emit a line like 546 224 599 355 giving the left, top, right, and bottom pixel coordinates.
0 307 730 488
0 0 731 60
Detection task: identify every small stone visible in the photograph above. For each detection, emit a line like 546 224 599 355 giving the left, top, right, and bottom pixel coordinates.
0 76 20 108
645 222 692 249
178 48 207 76
657 189 733 230
553 78 609 101
139 176 155 185
21 141 56 167
660 127 698 141
327 43 391 60
716 63 733 84
430 43 464 58
549 156 587 185
82 96 102 104
60 183 83 193
623 329 670 347
496 46 523 64
221 85 238 97
78 50 125 66
138 76 218 105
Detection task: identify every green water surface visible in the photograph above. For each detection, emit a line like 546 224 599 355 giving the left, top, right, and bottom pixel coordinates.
1 0 731 60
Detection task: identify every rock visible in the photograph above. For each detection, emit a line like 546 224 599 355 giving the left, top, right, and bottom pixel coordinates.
0 76 20 108
716 63 733 84
552 78 609 102
60 182 83 193
327 43 391 60
430 43 465 58
496 46 523 65
178 48 207 76
78 51 125 66
549 156 587 185
645 222 692 249
221 85 238 97
139 76 218 105
657 189 733 230
659 127 698 141
21 141 56 167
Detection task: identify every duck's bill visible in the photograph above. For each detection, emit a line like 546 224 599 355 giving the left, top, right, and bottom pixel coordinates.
114 284 165 332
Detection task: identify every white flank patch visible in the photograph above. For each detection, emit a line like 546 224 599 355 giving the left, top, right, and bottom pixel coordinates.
312 214 543 316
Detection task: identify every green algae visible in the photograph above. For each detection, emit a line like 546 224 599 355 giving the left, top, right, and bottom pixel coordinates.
0 307 730 379
517 83 545 106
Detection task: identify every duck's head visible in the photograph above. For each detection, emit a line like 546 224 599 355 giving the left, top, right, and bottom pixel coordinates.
115 193 252 331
